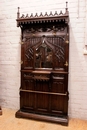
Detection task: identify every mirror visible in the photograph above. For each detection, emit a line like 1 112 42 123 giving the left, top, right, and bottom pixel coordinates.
35 42 53 68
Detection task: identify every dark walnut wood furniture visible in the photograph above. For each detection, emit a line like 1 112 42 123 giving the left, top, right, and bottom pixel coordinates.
15 2 69 126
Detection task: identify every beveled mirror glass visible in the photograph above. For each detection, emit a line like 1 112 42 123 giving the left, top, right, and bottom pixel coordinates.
35 42 53 68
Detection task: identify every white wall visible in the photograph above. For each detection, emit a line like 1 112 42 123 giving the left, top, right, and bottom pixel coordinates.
0 0 87 120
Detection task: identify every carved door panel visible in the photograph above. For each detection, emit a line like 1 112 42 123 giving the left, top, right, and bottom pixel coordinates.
21 37 42 69
20 71 35 111
50 73 68 116
21 35 68 71
35 93 49 114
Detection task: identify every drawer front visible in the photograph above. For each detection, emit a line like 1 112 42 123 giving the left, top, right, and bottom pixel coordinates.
51 73 68 93
23 72 32 79
21 71 68 93
21 72 34 90
21 71 50 92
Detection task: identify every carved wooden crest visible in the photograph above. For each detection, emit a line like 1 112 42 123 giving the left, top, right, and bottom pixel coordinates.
16 2 69 27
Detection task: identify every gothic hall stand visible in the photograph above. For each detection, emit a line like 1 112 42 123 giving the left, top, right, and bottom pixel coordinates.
15 2 69 126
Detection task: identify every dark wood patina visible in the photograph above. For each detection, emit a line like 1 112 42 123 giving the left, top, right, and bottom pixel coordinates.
15 2 69 126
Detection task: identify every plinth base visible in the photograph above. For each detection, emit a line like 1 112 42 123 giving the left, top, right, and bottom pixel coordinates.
15 109 68 126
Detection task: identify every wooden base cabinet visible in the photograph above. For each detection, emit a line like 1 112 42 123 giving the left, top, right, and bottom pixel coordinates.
15 2 69 126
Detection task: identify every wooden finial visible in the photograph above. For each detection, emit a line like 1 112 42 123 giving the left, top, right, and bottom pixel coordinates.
65 2 68 14
17 7 20 19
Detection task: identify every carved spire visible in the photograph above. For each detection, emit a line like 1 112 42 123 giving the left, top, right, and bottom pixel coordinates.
17 7 20 19
16 2 69 27
65 1 68 14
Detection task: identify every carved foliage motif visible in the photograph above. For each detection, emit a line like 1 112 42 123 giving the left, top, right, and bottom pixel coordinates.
22 26 66 42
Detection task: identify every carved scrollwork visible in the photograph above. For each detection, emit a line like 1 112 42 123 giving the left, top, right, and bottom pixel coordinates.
22 25 66 40
23 36 41 43
24 26 66 33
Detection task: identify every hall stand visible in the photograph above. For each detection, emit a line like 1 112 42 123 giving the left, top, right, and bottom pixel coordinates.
15 2 69 126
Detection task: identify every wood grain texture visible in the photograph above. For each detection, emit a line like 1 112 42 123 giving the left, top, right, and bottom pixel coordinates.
0 108 87 130
16 8 69 125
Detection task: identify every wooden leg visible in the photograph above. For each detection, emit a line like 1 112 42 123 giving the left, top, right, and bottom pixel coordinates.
0 106 2 115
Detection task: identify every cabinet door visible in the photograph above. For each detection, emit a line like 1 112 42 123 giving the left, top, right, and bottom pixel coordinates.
20 71 35 111
50 73 68 116
21 71 50 114
35 93 49 114
20 91 35 112
50 95 68 116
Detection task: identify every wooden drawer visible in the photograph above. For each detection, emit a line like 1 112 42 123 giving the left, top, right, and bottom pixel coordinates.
23 72 32 79
52 73 64 81
21 71 34 90
51 73 68 93
21 71 50 92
